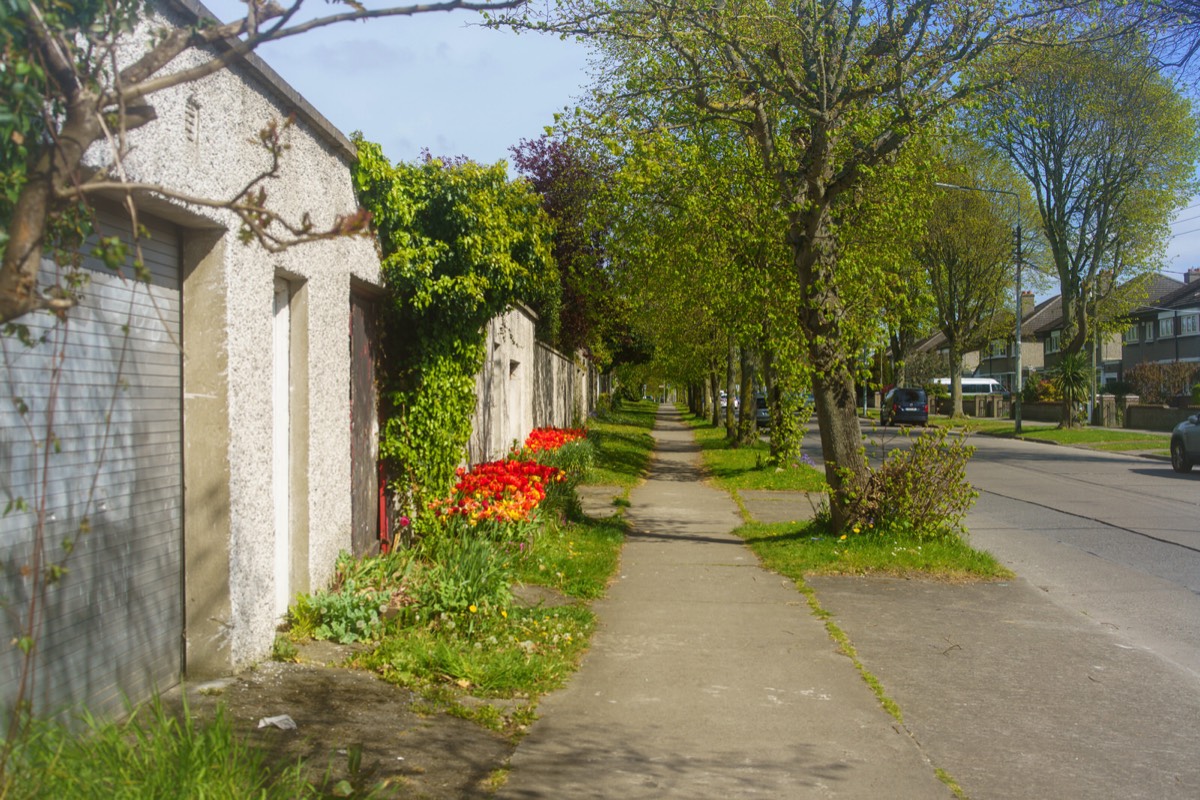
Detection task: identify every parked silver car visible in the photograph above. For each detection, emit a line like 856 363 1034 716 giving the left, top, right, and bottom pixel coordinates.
1171 414 1200 473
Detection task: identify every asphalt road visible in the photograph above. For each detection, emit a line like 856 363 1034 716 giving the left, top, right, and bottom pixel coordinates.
805 421 1200 680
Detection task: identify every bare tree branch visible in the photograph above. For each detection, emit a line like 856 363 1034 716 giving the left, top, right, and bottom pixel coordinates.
0 0 526 324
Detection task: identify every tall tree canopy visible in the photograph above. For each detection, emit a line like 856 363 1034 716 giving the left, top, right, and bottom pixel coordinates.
515 0 1073 527
511 134 633 361
919 140 1029 416
977 36 1199 365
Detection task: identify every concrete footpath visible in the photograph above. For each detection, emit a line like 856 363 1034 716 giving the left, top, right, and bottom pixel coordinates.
499 407 949 798
500 405 1200 799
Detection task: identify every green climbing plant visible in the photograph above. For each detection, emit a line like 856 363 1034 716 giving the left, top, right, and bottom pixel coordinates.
351 137 558 516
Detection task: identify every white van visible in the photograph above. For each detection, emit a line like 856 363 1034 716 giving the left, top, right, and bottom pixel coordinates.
933 377 1006 396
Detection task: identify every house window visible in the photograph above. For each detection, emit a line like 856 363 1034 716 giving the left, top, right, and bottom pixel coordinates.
1124 325 1140 344
1181 314 1199 336
1145 321 1155 342
1160 317 1176 338
989 339 1007 358
1046 330 1061 354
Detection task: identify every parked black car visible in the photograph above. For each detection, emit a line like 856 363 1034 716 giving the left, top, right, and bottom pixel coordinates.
881 387 929 426
1171 414 1200 473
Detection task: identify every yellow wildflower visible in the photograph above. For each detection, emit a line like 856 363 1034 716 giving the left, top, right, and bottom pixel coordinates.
469 604 478 614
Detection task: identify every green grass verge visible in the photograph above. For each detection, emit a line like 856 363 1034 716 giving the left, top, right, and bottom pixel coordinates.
932 417 1170 452
686 420 828 492
1092 442 1170 454
585 401 657 487
737 520 1013 581
1015 426 1170 448
363 603 596 699
510 515 625 600
927 416 1019 434
1 700 319 799
355 510 624 733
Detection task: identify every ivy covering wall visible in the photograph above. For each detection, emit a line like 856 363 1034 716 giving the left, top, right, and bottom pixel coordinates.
351 137 559 516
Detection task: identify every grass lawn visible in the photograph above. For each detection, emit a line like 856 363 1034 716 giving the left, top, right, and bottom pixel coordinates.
927 416 1017 435
929 417 1170 453
737 520 1013 582
683 415 828 492
585 400 657 487
684 412 1010 580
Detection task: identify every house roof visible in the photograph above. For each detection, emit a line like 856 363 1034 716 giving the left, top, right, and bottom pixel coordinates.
1129 274 1200 317
172 0 357 162
1032 273 1186 335
913 294 1060 350
1025 295 1062 338
912 330 947 353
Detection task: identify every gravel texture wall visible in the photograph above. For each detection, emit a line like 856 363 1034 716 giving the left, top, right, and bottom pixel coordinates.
82 0 383 672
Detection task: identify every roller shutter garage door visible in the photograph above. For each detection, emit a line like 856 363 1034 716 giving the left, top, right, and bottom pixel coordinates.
0 207 183 717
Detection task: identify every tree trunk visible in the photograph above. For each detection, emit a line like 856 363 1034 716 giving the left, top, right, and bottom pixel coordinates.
810 363 866 530
763 346 779 458
736 344 757 445
788 197 868 531
725 338 737 439
0 72 104 323
949 341 964 417
890 332 906 389
709 369 721 427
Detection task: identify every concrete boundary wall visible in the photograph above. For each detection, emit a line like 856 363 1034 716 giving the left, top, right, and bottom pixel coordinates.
533 341 587 430
468 307 592 464
1125 404 1198 432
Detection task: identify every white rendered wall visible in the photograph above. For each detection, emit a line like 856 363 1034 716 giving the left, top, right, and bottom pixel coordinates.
84 0 383 670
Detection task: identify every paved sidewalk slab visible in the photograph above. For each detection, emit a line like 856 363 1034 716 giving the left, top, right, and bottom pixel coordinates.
500 407 949 798
739 489 822 525
808 576 1200 799
575 484 625 519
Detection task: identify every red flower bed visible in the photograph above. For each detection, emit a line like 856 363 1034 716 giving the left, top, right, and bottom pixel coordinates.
430 458 565 525
523 426 587 454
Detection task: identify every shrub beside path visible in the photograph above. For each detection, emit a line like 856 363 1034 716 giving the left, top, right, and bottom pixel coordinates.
499 405 949 798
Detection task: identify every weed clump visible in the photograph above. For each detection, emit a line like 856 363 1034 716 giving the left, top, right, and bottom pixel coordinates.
841 427 977 540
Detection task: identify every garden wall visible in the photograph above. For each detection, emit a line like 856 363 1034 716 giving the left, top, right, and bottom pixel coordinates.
1124 404 1198 432
533 341 588 430
932 395 1009 418
468 306 590 464
1019 402 1065 423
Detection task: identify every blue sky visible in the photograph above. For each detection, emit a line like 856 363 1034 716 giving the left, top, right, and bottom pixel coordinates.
201 0 1200 275
204 1 593 167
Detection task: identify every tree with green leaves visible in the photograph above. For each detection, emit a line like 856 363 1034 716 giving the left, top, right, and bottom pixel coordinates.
352 137 558 515
515 0 1074 528
511 134 610 357
919 141 1029 417
977 35 1200 425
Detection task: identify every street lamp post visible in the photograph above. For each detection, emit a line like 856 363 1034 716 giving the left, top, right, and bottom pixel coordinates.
934 182 1024 433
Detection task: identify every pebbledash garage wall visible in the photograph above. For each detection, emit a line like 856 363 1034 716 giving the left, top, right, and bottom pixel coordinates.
469 306 596 464
0 0 384 717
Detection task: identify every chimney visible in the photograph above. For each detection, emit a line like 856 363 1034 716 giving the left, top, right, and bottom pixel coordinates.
1187 268 1200 284
1021 290 1035 318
